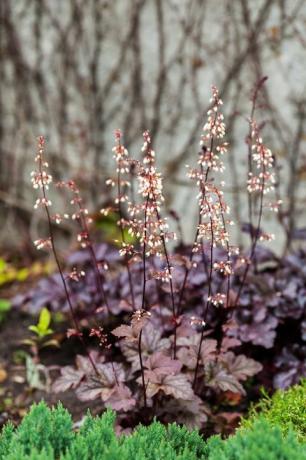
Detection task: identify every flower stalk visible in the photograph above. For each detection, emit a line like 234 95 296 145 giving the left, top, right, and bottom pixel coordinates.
32 137 99 376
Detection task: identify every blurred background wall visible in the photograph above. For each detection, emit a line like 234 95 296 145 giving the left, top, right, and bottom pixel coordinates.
1 0 306 254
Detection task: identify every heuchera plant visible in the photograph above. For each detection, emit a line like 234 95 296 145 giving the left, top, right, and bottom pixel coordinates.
16 85 305 430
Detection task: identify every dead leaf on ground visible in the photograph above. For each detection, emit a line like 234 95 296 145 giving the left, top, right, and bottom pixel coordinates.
0 368 7 383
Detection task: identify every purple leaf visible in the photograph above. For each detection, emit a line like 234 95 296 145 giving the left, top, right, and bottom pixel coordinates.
205 362 245 395
143 372 195 400
220 352 262 380
144 351 182 376
105 384 136 412
75 376 106 401
112 325 140 342
158 396 209 428
52 366 85 393
221 337 241 352
121 323 170 373
75 362 126 402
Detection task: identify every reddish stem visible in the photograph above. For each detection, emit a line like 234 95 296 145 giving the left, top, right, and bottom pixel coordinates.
117 167 136 310
138 194 149 407
76 199 110 312
37 145 99 376
233 164 266 308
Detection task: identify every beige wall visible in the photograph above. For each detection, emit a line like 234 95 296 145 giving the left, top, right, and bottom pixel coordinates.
1 0 306 253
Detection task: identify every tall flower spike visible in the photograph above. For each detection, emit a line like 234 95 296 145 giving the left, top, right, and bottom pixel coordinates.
31 136 100 376
185 87 235 388
108 129 135 310
109 129 133 245
124 131 177 369
31 137 53 252
248 119 276 242
127 131 177 279
187 86 235 262
31 137 52 191
179 86 236 323
233 119 276 309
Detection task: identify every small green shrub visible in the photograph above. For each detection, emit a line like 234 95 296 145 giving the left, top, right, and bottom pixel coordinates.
0 402 73 460
62 410 120 460
0 423 14 459
0 402 207 460
121 420 207 460
206 419 306 460
242 380 306 441
1 400 305 459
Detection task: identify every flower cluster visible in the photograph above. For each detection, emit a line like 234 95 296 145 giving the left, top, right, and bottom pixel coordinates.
181 87 237 383
112 129 131 205
34 237 52 251
214 260 232 276
89 326 110 348
208 293 226 306
51 213 69 225
132 308 152 323
34 197 52 209
56 180 92 248
247 120 278 240
31 136 53 251
30 137 52 190
124 131 176 281
247 121 275 194
190 316 206 328
104 129 132 250
187 87 236 271
199 86 228 172
68 267 85 282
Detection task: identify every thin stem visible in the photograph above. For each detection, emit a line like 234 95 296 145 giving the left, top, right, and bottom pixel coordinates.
141 196 149 310
217 191 231 309
117 168 136 310
247 77 268 245
138 194 149 407
77 207 119 385
193 327 205 389
177 123 216 315
37 151 99 377
193 205 214 388
233 165 266 307
76 200 110 312
138 329 147 407
177 165 211 316
155 204 177 357
176 226 199 315
247 97 256 245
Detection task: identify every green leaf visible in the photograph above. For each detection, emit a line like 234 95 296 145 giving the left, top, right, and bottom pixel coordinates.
0 258 6 273
29 325 53 338
25 355 47 390
21 338 36 347
28 325 40 335
41 339 60 348
28 309 53 338
0 299 11 323
16 268 30 282
38 307 51 330
0 299 11 312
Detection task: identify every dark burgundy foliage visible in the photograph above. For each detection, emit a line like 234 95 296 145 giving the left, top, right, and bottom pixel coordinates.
13 241 306 429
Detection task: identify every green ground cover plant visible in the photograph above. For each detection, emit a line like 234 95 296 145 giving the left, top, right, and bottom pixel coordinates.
1 382 306 460
242 379 306 441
